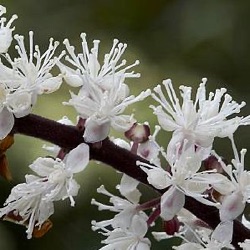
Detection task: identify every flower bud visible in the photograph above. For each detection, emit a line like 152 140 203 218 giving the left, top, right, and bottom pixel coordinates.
125 123 150 143
163 215 180 235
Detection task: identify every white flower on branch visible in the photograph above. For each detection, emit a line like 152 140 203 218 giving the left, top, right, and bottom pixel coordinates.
151 78 250 163
153 214 234 249
59 33 151 142
66 82 150 143
93 214 151 250
91 182 147 230
0 5 17 53
58 33 141 87
213 140 250 223
171 221 234 249
91 175 150 249
30 143 89 206
140 145 223 221
0 178 54 239
0 143 89 239
0 31 64 139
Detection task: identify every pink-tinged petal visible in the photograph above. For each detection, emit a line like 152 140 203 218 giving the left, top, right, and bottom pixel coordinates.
66 143 89 173
0 108 14 139
160 187 185 221
83 118 110 143
138 140 159 162
219 191 245 222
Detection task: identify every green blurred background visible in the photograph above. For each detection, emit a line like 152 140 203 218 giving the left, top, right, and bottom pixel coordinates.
0 0 250 249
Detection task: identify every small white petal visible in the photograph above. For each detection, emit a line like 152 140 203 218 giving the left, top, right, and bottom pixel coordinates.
38 75 62 94
29 157 59 177
84 118 110 143
118 174 141 203
66 143 89 173
220 191 245 221
6 91 33 118
160 187 185 221
131 214 148 237
212 220 233 244
146 168 171 189
0 108 14 139
57 61 84 87
0 12 17 53
111 115 135 132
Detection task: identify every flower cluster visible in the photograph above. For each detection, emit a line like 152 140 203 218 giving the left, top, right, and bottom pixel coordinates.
0 143 89 238
0 27 64 139
91 176 151 250
92 79 250 249
151 78 250 163
58 33 151 142
0 4 250 250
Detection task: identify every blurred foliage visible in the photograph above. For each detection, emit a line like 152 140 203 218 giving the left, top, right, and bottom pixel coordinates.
1 0 250 249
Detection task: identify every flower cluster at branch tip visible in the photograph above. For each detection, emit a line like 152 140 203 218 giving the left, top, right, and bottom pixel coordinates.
0 4 250 250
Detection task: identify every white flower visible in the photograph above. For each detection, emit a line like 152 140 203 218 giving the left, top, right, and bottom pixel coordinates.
140 145 221 221
213 141 250 222
0 31 64 139
59 34 150 142
93 215 150 250
66 80 150 142
0 143 89 238
0 5 17 53
151 78 250 163
153 216 234 249
59 33 140 88
91 183 147 230
0 179 54 239
92 176 150 249
137 125 162 166
30 143 89 206
5 31 63 94
173 222 234 250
